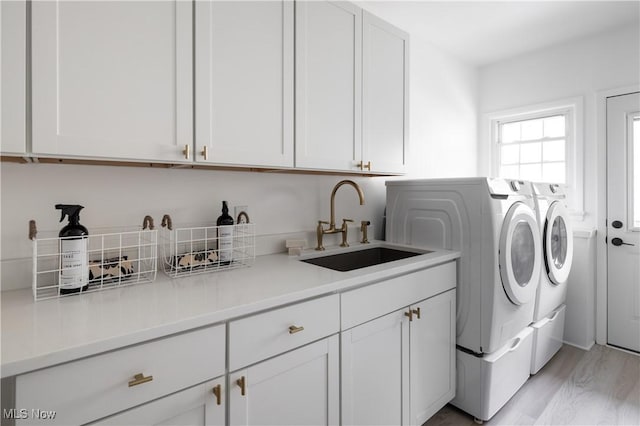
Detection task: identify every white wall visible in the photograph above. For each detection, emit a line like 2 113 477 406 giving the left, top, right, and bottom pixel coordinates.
406 37 478 178
478 24 640 348
0 30 478 291
478 24 640 229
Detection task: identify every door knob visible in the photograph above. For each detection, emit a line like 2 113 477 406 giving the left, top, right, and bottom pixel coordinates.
612 220 623 229
611 237 634 246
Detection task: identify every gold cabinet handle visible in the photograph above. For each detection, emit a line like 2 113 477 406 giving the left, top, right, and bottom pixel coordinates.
412 307 421 320
201 145 208 160
236 376 246 396
212 384 222 405
404 310 413 322
289 325 304 334
128 373 153 387
358 161 371 171
182 144 190 160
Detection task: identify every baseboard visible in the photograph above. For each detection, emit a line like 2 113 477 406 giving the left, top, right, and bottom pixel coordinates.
563 340 595 351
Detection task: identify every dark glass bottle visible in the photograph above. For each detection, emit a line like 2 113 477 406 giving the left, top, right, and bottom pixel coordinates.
56 204 89 294
217 201 234 264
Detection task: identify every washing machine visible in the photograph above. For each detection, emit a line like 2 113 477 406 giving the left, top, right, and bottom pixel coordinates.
386 177 542 421
530 182 573 374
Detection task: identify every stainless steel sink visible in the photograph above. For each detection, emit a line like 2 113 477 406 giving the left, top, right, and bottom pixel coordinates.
301 247 426 272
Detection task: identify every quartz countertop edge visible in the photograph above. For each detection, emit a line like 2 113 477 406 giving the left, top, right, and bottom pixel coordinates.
1 243 459 378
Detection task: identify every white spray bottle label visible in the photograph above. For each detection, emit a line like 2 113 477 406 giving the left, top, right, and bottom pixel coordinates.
218 225 233 263
59 238 89 289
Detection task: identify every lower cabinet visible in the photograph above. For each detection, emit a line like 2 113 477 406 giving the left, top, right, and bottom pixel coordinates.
341 289 456 426
229 335 339 426
14 325 226 425
92 378 225 426
341 310 409 426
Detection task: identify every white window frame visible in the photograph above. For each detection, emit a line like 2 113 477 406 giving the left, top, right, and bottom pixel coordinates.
486 97 584 220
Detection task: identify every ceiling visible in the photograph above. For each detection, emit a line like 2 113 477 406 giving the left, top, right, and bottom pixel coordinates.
357 1 640 67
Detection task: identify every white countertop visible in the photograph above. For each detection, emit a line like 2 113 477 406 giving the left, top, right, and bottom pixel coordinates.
1 242 459 378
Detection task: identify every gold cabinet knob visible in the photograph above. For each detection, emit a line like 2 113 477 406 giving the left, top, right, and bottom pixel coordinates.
212 384 222 405
289 325 304 334
404 310 413 322
236 376 246 396
128 373 153 387
201 145 209 160
358 161 371 171
412 307 421 320
182 144 190 160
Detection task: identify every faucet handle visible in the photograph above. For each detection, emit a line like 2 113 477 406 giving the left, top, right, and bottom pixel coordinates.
360 220 371 244
340 219 353 248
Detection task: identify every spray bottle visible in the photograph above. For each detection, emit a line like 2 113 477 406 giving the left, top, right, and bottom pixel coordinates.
56 204 89 294
216 201 234 264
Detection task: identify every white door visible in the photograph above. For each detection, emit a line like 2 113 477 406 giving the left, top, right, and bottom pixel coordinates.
31 0 193 162
195 0 294 168
1 0 27 155
295 0 362 171
362 11 408 174
499 202 542 305
607 91 640 353
341 309 409 426
409 290 456 426
93 379 225 426
229 336 339 426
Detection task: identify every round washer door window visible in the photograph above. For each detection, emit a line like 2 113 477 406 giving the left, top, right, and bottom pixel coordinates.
499 202 542 305
545 201 574 285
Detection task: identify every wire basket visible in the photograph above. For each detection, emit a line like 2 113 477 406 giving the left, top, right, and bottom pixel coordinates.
159 215 255 278
30 218 158 301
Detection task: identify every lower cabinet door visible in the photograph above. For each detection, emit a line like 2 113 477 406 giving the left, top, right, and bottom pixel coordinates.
341 309 410 426
229 335 339 426
409 289 456 426
92 378 225 426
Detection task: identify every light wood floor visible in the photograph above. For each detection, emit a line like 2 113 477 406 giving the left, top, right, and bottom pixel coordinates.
425 344 640 426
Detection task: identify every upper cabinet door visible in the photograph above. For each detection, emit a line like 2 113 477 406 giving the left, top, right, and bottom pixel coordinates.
1 0 27 155
31 1 193 162
362 11 409 174
195 0 294 168
295 1 362 171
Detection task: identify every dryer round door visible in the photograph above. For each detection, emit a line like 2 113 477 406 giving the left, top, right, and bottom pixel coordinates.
544 201 573 285
499 202 542 305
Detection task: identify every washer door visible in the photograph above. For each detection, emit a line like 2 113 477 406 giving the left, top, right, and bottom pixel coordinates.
499 202 542 305
544 201 573 285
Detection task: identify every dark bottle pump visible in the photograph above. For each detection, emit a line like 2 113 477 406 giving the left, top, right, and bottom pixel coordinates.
56 204 89 294
217 201 234 264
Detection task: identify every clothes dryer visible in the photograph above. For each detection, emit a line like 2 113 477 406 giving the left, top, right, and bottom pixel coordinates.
386 177 542 354
530 182 573 374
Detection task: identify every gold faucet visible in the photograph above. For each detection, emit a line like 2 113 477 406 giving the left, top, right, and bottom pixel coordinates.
316 180 365 250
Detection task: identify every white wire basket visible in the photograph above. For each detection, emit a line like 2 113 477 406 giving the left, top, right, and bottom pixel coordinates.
159 215 255 278
30 219 158 301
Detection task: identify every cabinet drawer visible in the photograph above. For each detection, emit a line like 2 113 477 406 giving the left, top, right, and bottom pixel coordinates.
341 261 456 330
229 294 339 371
16 325 225 425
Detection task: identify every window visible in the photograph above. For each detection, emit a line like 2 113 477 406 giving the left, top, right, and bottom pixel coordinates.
487 97 584 218
497 114 568 183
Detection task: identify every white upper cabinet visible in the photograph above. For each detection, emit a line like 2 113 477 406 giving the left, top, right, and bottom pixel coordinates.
295 3 408 174
362 11 409 174
195 0 294 168
295 1 361 171
31 0 193 162
1 0 27 155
